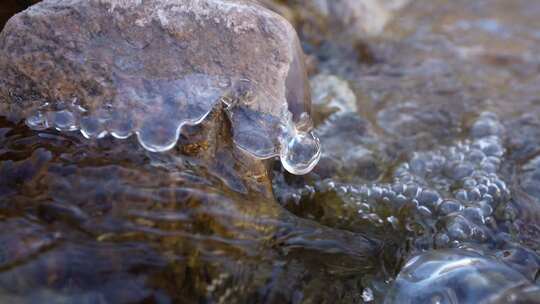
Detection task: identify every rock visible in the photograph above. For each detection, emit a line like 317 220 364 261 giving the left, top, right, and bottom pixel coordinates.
310 74 357 122
313 112 385 182
273 0 411 44
0 0 320 175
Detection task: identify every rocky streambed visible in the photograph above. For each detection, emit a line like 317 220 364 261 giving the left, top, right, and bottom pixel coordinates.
1 0 540 303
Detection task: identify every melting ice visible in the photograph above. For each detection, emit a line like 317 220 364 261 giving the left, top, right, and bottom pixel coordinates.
24 74 321 175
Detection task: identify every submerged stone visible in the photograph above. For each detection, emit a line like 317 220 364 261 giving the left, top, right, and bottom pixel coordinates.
0 0 320 175
265 0 411 44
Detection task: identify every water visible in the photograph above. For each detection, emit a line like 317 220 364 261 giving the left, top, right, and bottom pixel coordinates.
0 116 376 303
2 0 540 303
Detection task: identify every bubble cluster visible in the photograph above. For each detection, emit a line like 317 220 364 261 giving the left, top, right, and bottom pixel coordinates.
23 75 321 175
293 113 511 250
279 112 540 302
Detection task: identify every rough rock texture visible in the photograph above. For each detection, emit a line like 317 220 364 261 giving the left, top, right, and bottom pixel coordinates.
0 0 313 159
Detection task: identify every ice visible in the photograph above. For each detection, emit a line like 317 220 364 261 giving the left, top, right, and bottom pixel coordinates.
50 110 77 132
25 111 48 130
280 129 321 175
23 74 321 175
80 116 107 139
226 89 321 175
227 105 283 159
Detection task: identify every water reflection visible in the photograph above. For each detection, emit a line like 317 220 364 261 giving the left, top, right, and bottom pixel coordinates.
0 117 379 303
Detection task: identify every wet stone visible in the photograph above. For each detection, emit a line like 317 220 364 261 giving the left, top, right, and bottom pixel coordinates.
0 0 320 175
313 111 386 181
3 0 540 303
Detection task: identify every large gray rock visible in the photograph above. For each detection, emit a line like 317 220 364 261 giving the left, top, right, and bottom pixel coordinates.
0 0 320 175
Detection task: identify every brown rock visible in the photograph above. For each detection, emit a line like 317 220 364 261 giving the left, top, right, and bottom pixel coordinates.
0 0 314 170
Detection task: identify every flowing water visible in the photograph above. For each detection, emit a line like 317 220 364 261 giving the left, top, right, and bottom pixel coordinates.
2 0 540 303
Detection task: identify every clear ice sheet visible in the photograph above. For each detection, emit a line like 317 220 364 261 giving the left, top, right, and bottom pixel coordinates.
23 74 321 175
227 104 321 175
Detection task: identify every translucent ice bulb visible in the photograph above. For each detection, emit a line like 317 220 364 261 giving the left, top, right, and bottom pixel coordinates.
25 111 48 130
50 110 78 131
280 129 321 175
136 118 182 153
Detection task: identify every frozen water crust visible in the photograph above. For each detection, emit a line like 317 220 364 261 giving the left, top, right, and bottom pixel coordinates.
25 75 320 175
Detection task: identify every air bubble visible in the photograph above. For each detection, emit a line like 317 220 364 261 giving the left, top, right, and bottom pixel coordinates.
417 189 441 209
434 233 450 247
445 215 473 240
386 250 532 304
462 207 485 224
471 112 502 138
438 200 462 215
468 188 482 202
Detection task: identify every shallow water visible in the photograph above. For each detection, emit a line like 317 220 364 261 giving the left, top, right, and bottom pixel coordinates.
2 0 540 303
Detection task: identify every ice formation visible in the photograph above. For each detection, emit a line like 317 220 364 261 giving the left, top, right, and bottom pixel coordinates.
24 75 321 175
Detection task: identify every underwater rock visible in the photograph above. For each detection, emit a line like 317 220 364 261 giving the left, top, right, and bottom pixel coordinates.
385 249 537 304
325 0 409 38
276 0 411 44
0 0 320 175
313 111 385 181
310 74 358 123
0 115 380 303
